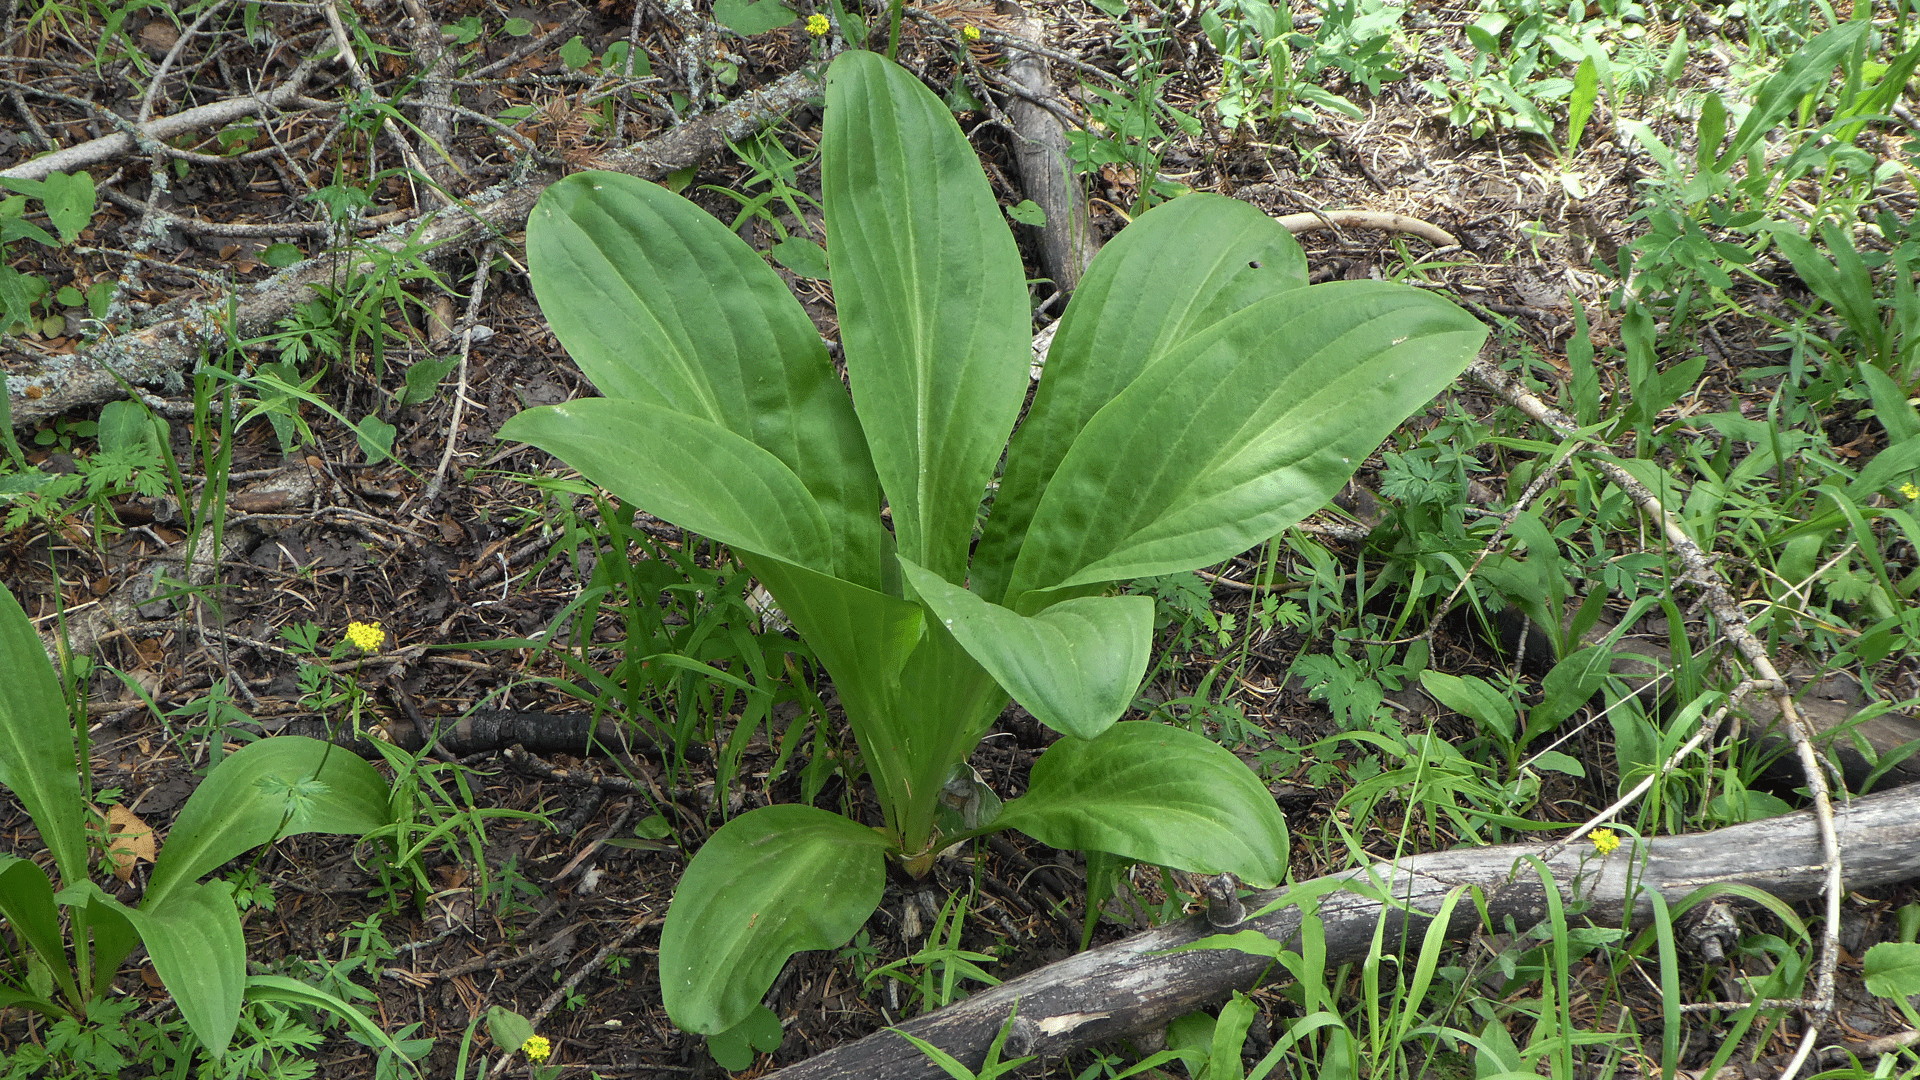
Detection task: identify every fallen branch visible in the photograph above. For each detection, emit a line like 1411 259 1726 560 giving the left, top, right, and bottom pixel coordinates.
6 65 826 430
765 782 1920 1080
1001 5 1096 297
1467 356 1845 1078
0 61 323 182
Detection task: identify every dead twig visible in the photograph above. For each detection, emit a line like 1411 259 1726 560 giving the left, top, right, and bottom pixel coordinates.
1466 355 1845 1080
7 65 829 430
422 240 499 503
0 56 325 181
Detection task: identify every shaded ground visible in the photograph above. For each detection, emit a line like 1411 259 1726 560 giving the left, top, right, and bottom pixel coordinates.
3 0 1920 1075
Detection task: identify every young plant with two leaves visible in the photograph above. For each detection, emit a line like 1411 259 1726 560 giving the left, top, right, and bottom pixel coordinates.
499 50 1487 1040
0 583 401 1065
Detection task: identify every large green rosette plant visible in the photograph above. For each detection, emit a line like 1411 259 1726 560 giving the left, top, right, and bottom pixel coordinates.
499 50 1487 1036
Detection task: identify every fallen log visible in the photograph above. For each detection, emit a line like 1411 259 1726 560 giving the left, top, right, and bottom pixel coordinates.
1000 4 1097 298
765 782 1920 1079
6 66 827 430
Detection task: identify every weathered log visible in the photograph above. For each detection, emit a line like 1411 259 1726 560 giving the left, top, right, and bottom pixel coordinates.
766 783 1920 1079
999 3 1096 298
6 67 827 430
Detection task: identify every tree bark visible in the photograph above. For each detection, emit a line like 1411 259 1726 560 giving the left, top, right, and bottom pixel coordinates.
998 4 1096 299
766 783 1920 1079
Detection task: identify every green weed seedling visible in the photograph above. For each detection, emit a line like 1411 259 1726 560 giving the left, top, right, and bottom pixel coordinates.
0 583 405 1067
0 168 95 336
0 398 178 541
864 889 1001 1013
500 50 1485 1041
1065 19 1200 210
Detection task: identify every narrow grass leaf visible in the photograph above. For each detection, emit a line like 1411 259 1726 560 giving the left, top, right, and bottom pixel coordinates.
1393 885 1469 1046
249 975 421 1064
1649 888 1680 1080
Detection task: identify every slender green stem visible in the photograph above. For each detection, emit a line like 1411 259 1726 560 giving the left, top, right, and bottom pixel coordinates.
885 0 904 59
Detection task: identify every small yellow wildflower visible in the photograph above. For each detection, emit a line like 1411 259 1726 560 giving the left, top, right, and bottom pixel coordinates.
344 621 385 652
522 1035 551 1063
806 13 830 36
1589 827 1621 855
963 23 981 40
1902 482 1919 501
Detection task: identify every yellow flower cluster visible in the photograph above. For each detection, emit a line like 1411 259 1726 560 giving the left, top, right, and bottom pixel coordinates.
1589 827 1621 855
963 24 981 40
344 621 385 652
806 13 830 36
1902 482 1919 501
522 1035 551 1063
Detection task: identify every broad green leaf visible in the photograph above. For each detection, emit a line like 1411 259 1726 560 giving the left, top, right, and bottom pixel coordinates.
883 609 1008 853
527 171 884 588
999 722 1288 887
707 1005 784 1071
1766 223 1877 344
354 414 396 463
96 399 161 456
1568 57 1598 149
401 356 459 407
1695 92 1726 170
500 400 835 576
713 0 796 34
974 194 1308 603
823 51 1030 583
0 856 78 1006
0 584 86 889
1532 750 1584 776
1863 942 1920 999
1849 432 1920 499
41 170 95 245
899 557 1151 741
1418 671 1516 743
770 237 830 280
1006 282 1487 601
143 736 390 910
81 893 137 998
67 879 244 1056
486 1005 535 1053
1861 363 1920 445
660 805 889 1034
747 555 1005 851
1527 644 1614 740
742 556 924 828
